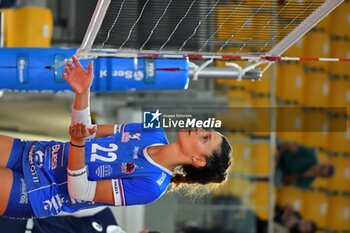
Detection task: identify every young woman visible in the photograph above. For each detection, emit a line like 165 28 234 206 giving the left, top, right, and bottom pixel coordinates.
0 56 232 218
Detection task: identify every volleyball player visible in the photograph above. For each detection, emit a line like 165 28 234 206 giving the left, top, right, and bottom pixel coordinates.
0 56 232 218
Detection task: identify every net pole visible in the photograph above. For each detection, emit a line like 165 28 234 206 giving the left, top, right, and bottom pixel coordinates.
267 3 279 231
263 56 350 62
188 67 262 80
267 63 277 233
77 0 111 56
269 0 344 56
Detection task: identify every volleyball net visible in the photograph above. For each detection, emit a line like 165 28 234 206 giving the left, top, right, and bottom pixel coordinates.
74 2 347 232
76 0 344 80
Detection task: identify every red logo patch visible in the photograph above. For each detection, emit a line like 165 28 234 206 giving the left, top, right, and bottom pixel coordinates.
121 162 136 174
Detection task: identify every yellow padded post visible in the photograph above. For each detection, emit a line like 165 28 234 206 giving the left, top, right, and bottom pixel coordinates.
1 6 53 47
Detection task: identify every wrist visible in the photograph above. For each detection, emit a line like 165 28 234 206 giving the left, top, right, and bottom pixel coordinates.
76 90 89 98
70 138 85 146
73 89 90 109
78 87 90 93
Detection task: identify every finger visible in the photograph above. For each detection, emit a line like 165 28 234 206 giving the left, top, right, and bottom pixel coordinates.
73 123 80 134
64 63 72 72
84 125 92 136
80 124 87 135
77 121 85 127
62 73 67 80
88 125 97 135
69 125 76 135
66 61 75 70
88 61 94 76
64 66 71 74
69 125 74 133
72 55 82 68
82 125 89 135
77 124 83 135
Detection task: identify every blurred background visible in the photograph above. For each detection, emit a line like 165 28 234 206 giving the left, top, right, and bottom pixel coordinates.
0 0 349 233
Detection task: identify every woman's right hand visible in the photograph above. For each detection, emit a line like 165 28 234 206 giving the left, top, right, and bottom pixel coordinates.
62 55 94 94
69 122 97 145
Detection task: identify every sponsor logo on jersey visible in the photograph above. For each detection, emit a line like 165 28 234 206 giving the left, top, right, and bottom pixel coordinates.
95 165 113 178
156 172 167 186
28 145 40 183
112 179 125 206
35 150 45 168
112 179 120 196
121 162 136 174
42 194 95 214
50 144 60 170
43 194 63 214
20 178 28 204
121 132 141 142
132 146 139 159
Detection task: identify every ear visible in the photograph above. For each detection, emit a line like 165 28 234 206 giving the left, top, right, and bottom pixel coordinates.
192 155 206 168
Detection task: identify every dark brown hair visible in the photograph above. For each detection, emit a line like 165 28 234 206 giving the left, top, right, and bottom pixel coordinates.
171 135 232 185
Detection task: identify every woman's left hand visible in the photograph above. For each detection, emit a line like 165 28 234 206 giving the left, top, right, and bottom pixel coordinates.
69 122 97 144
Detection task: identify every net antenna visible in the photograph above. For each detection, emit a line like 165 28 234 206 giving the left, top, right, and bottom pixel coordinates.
76 0 344 81
77 0 111 58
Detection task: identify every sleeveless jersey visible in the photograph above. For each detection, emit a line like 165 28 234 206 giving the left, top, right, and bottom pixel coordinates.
21 123 172 217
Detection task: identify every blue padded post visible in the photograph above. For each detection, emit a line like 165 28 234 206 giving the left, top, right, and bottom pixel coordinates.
0 48 189 92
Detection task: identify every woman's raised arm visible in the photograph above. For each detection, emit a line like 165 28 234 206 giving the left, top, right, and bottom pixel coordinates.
62 56 116 138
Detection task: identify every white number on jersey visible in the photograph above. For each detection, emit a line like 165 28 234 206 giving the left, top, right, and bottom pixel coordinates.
91 143 118 162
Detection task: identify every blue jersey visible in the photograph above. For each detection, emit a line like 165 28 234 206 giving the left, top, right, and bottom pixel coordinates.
21 123 172 217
